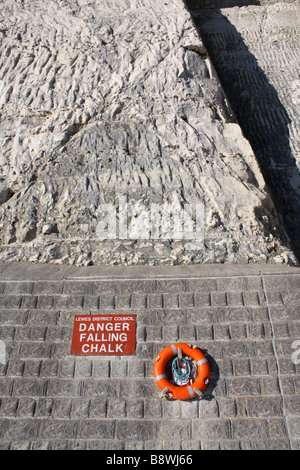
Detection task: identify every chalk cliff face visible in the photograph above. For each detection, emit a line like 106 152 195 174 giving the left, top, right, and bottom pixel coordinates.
188 0 300 262
0 0 296 265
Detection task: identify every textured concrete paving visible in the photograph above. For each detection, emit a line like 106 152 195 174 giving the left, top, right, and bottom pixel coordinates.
0 262 299 450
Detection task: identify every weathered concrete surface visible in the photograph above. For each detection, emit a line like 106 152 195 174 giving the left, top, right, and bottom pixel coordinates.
0 262 299 450
0 0 296 266
187 0 300 260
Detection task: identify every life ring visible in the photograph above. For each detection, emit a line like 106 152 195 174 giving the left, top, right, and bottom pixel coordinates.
153 343 210 400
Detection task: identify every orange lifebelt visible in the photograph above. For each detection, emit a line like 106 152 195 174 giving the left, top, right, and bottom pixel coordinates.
153 343 210 400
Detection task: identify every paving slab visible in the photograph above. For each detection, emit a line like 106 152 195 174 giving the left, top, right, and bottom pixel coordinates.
0 261 299 450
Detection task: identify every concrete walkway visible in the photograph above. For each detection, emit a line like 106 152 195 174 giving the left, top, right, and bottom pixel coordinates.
0 262 299 450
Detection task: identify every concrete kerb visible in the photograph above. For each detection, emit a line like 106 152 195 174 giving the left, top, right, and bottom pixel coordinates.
0 262 299 281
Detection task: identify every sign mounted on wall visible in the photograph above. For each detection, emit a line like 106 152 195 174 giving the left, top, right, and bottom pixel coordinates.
70 314 136 356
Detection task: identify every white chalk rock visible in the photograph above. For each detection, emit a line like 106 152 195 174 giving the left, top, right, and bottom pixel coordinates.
0 0 296 265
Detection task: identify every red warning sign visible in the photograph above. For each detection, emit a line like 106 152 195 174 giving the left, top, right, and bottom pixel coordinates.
70 314 136 356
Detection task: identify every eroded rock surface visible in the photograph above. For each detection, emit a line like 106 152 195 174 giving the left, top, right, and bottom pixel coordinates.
0 0 296 265
188 0 300 262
